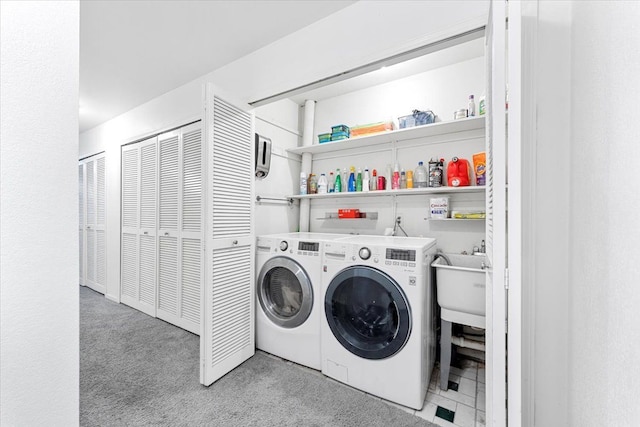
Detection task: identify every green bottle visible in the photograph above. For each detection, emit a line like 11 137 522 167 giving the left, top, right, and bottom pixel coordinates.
334 168 342 193
356 168 363 192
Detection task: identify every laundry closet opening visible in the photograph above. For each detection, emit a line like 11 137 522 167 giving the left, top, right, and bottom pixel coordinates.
251 24 496 425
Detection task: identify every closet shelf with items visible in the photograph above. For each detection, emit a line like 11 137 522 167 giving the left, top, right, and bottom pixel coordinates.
287 116 485 156
291 186 485 200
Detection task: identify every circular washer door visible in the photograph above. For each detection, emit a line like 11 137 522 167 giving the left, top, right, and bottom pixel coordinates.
325 265 411 360
257 256 313 328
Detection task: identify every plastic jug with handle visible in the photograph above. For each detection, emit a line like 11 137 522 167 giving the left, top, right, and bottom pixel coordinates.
447 157 471 187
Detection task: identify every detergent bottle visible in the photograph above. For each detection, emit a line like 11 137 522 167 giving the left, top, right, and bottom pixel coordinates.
447 157 471 187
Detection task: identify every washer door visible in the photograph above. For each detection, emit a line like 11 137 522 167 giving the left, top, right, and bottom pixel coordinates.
325 266 411 360
257 256 313 328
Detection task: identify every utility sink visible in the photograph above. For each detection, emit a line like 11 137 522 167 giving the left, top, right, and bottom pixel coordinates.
432 254 486 328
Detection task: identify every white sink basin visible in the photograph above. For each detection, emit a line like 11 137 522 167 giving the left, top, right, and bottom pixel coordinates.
432 254 486 328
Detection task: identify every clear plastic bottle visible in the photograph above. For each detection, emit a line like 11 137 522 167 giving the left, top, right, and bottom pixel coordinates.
371 169 378 190
468 94 476 117
348 166 356 192
414 161 428 188
299 172 307 195
317 173 328 194
334 168 342 193
328 172 335 193
400 170 407 189
342 167 348 192
362 168 370 192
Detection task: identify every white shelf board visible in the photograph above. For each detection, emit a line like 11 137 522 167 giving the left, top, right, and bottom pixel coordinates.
426 218 485 221
287 116 485 156
290 186 485 200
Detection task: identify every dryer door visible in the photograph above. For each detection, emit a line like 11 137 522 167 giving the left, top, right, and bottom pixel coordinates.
325 266 411 360
257 256 313 328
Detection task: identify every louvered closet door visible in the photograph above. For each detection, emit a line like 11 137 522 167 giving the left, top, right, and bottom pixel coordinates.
79 163 85 286
138 140 158 316
79 153 106 294
121 138 157 317
93 155 106 294
157 125 202 335
121 145 140 306
157 131 182 328
485 3 507 425
201 86 255 386
179 123 202 334
85 160 97 290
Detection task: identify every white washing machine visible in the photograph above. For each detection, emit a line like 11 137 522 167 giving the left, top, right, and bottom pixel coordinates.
321 235 437 410
255 232 345 370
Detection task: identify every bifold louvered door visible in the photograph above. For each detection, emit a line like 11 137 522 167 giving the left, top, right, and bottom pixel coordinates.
485 3 507 425
79 154 106 294
79 163 85 286
156 123 202 335
121 137 157 317
201 85 255 386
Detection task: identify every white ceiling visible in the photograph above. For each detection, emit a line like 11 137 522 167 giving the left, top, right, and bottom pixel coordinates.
79 0 356 133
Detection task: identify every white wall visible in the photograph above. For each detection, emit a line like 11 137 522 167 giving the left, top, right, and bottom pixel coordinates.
0 2 79 425
308 57 486 252
568 1 640 425
313 56 486 136
254 100 302 235
525 1 640 426
528 2 573 426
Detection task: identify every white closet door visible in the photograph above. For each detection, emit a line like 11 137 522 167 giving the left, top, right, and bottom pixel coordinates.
138 140 158 316
201 85 255 386
157 131 182 327
485 2 507 426
79 153 106 294
121 139 157 316
157 124 202 335
180 124 202 333
79 163 85 286
121 145 140 305
85 160 98 290
94 156 106 294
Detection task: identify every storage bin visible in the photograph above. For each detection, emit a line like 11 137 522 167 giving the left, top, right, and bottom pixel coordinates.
331 131 349 141
331 124 350 135
398 109 435 129
350 121 394 137
318 133 332 144
338 208 360 218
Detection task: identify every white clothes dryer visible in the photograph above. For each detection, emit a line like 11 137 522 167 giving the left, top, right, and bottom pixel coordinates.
321 235 437 409
255 232 345 370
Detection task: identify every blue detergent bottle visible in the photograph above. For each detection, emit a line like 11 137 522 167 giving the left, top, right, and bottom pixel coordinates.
348 166 356 192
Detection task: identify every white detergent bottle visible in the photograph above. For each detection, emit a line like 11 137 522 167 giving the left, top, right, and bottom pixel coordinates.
317 173 328 194
363 168 370 192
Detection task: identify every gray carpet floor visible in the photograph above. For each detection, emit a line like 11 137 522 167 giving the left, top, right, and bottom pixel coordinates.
80 286 436 426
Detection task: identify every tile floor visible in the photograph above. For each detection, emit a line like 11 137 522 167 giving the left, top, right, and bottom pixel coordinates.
373 359 486 427
269 350 486 427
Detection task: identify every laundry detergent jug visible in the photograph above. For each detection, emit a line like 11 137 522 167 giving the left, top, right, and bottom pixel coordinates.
447 157 471 187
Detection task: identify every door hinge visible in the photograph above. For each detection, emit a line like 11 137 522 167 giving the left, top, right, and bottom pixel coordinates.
504 267 509 290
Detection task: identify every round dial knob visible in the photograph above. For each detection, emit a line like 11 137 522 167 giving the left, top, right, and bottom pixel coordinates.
279 241 288 251
359 247 371 260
